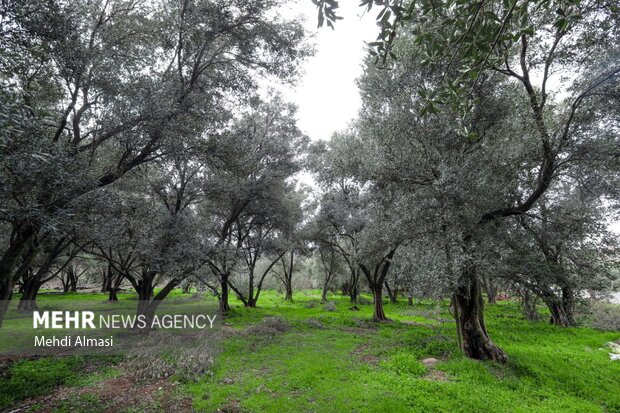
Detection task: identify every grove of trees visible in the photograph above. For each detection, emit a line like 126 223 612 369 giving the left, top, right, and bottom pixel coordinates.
1 0 619 365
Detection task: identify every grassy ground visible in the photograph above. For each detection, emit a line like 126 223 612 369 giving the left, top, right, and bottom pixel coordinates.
1 290 619 412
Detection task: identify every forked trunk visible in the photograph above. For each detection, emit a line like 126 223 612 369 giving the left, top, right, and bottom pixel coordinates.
453 266 507 363
543 298 574 327
17 278 42 312
135 277 177 330
349 284 358 304
371 285 388 322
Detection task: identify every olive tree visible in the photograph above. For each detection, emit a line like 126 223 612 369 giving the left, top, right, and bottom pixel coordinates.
349 1 619 359
0 0 308 326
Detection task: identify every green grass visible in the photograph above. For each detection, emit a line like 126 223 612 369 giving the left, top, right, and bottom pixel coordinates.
188 290 620 413
1 289 619 412
0 355 120 408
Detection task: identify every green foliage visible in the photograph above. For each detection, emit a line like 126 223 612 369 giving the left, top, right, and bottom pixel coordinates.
315 0 620 117
2 291 619 412
0 356 118 409
188 290 620 413
381 351 427 376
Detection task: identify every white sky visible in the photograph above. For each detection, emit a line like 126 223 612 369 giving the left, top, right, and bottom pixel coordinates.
278 1 377 142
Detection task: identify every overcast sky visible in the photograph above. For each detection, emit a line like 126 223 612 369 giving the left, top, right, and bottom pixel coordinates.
279 1 377 142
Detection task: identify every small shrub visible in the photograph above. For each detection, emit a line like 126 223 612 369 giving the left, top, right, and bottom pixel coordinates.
0 357 85 409
584 301 620 331
354 318 377 329
418 337 456 358
357 296 372 305
324 301 337 312
304 300 319 309
305 319 325 329
246 316 291 335
381 351 427 377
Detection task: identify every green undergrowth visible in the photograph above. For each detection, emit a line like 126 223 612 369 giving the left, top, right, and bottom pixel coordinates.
0 289 619 412
0 355 121 409
190 290 620 413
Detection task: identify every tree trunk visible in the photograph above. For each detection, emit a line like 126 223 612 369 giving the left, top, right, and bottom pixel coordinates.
385 281 398 304
520 288 540 321
136 279 153 313
17 277 42 312
0 282 13 328
102 273 112 293
482 275 497 304
371 284 388 322
321 284 329 304
62 278 70 293
561 285 576 326
543 297 573 326
453 266 507 363
407 295 413 306
246 271 256 308
349 283 358 304
107 271 124 302
135 276 178 330
220 275 230 314
282 252 294 302
0 225 37 327
284 283 293 302
68 267 78 292
537 284 575 327
347 267 359 304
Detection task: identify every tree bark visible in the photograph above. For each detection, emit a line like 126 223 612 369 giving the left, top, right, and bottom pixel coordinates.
281 251 294 302
17 276 42 312
520 288 540 321
385 280 398 304
220 274 230 314
371 284 388 322
538 285 575 327
321 283 329 304
407 295 413 306
246 270 256 308
0 225 37 327
361 248 396 322
561 285 576 326
453 265 508 363
546 299 572 326
482 274 497 304
347 267 359 304
284 284 293 301
136 277 154 320
134 276 179 330
349 284 358 304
